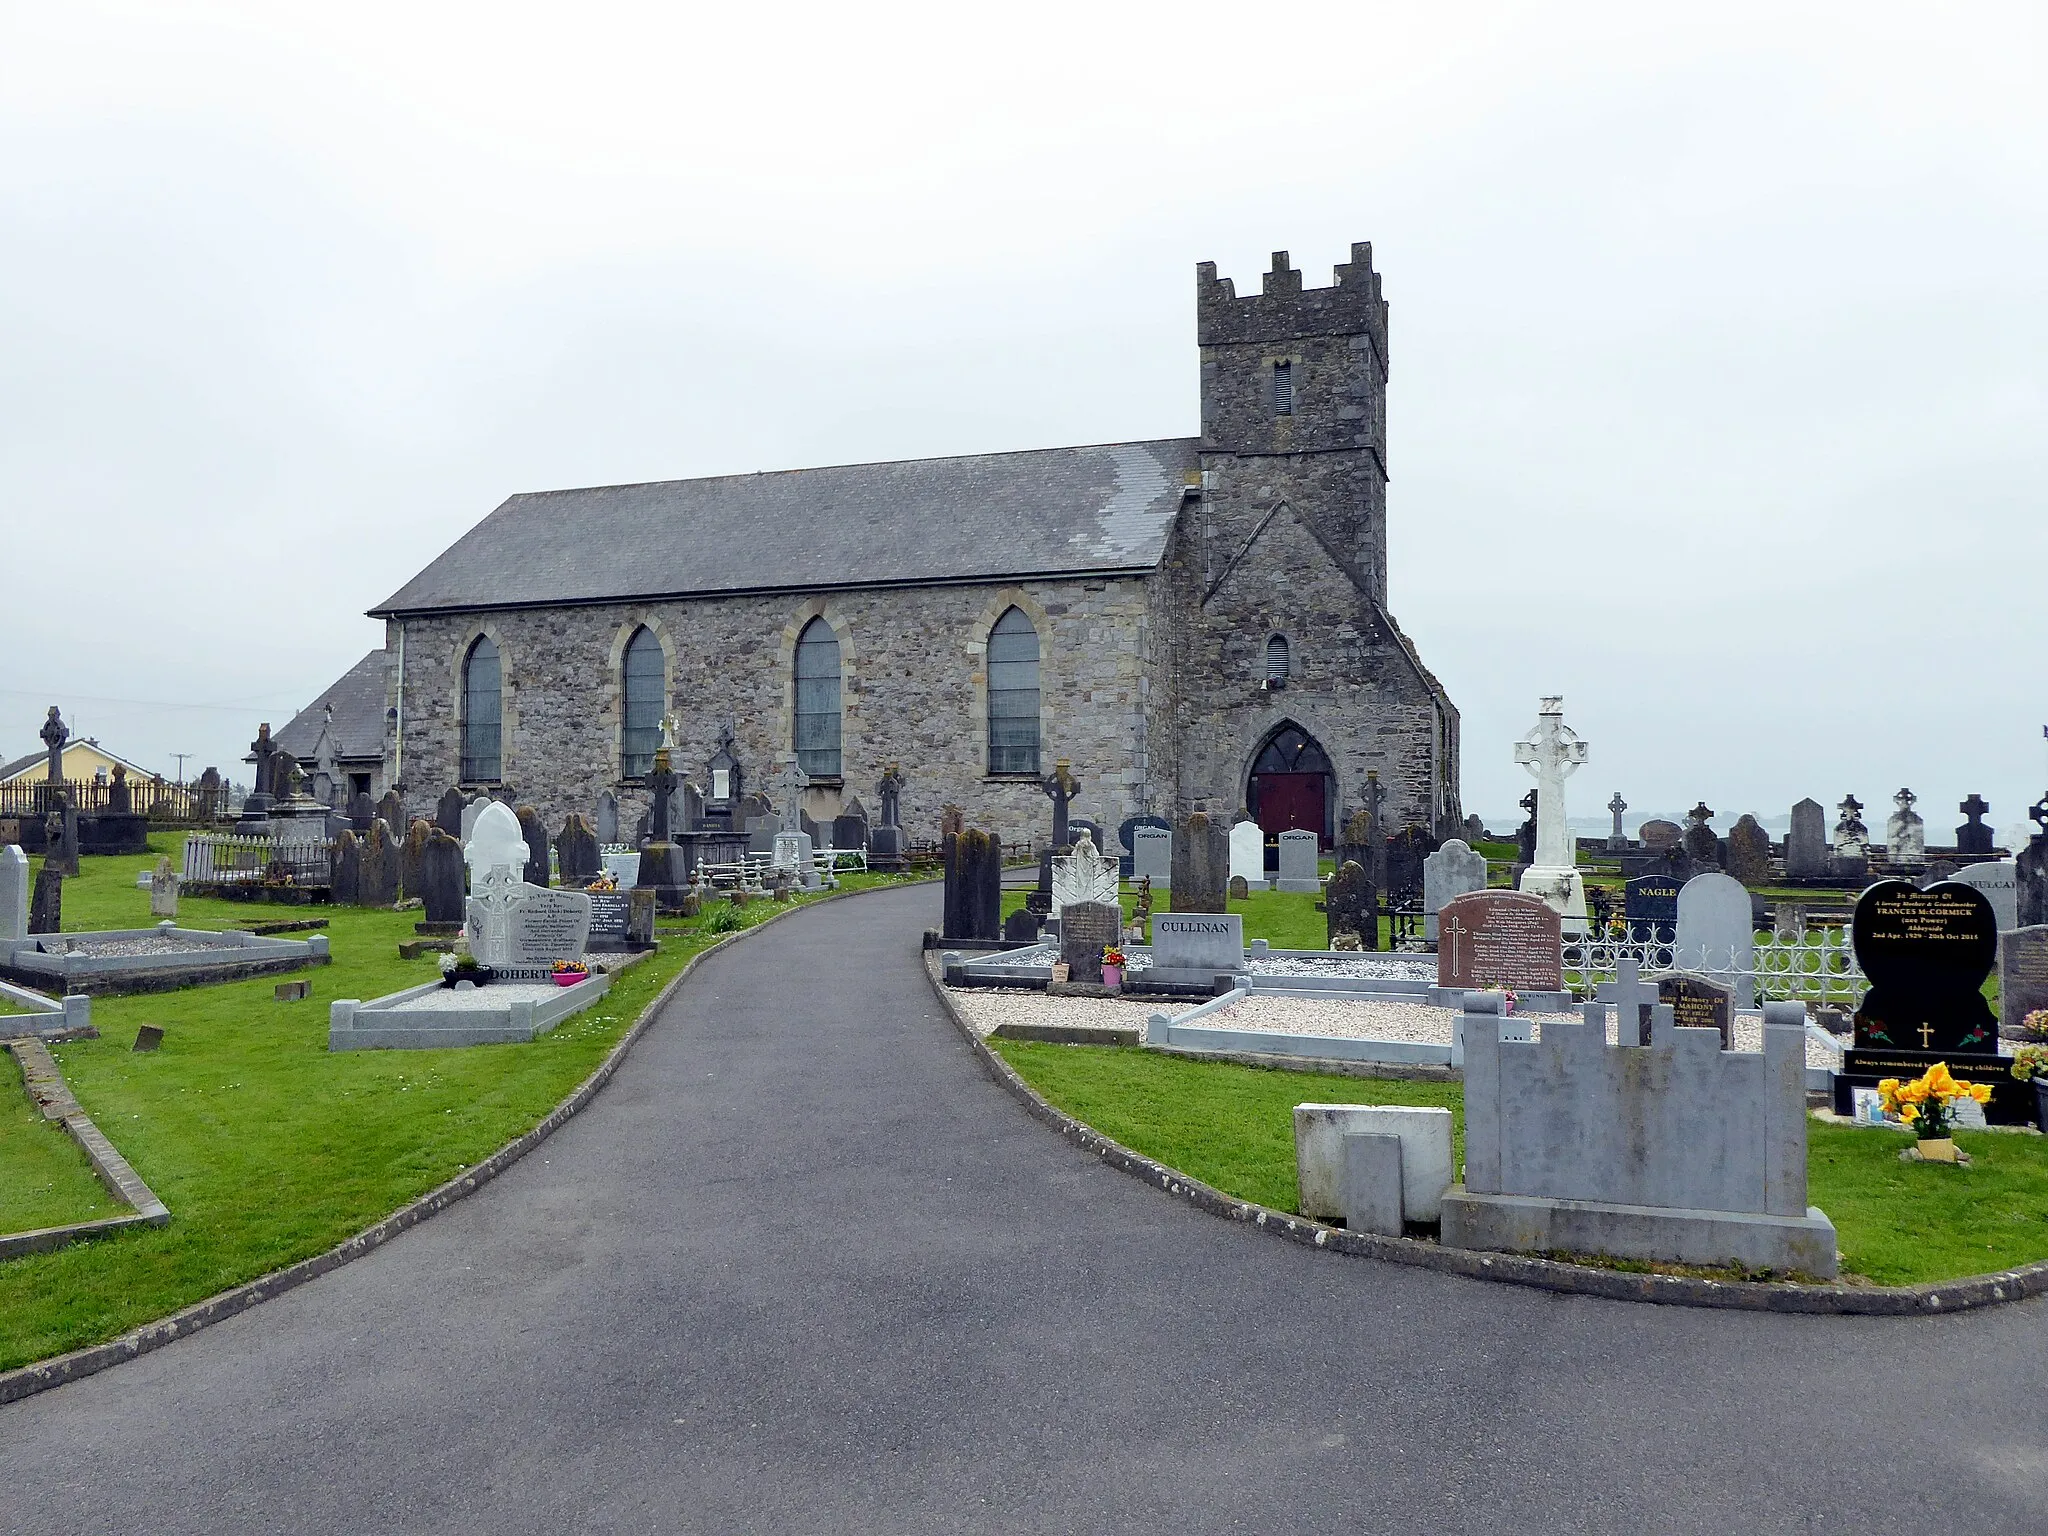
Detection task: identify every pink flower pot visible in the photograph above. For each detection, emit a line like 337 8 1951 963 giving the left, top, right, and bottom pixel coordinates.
552 971 587 988
1101 964 1123 990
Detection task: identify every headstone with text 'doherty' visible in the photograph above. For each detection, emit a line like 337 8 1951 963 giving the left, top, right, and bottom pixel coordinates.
1837 879 2028 1123
1436 891 1562 993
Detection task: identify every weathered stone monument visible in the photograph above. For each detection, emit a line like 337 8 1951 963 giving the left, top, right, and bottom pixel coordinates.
1324 860 1376 950
331 830 363 904
942 828 1002 942
595 789 620 847
1443 975 1836 1276
869 764 907 872
366 818 401 905
1422 838 1487 943
435 786 466 836
1169 812 1229 914
28 865 61 936
1680 802 1720 871
1058 900 1121 985
1886 787 1926 867
1784 797 1829 879
1606 791 1628 851
1512 696 1589 931
417 828 467 931
2001 925 2048 1041
555 813 602 887
1725 814 1773 885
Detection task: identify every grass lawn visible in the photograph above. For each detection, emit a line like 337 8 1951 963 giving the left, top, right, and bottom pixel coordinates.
991 1042 2048 1287
0 835 926 1372
0 1050 117 1233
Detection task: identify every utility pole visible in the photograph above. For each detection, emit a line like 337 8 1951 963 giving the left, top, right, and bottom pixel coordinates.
172 752 190 786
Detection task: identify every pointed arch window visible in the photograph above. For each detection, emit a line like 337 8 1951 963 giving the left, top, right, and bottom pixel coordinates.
460 636 502 783
1264 634 1290 686
987 607 1041 775
621 626 664 779
793 618 842 777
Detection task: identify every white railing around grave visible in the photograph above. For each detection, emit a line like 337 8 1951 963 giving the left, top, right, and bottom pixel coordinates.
1561 931 1866 1008
182 833 333 887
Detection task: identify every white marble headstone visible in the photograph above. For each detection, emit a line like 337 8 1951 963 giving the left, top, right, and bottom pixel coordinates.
1228 820 1266 890
0 844 27 943
1673 872 1755 1010
1052 832 1119 915
1945 860 2017 932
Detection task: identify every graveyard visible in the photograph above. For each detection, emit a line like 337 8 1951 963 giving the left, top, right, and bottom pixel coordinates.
0 825 925 1372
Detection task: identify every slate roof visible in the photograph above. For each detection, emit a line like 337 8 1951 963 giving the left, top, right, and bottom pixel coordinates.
370 439 1199 616
273 651 390 764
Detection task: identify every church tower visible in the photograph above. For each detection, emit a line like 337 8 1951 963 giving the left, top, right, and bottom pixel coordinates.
1195 245 1389 602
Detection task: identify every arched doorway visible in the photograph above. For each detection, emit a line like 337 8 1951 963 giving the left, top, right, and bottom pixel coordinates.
1247 723 1334 853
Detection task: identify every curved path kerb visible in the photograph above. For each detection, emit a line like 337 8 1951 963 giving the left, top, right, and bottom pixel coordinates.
3 883 2045 1534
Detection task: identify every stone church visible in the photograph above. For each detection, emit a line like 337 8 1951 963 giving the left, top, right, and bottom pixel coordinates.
352 243 1461 848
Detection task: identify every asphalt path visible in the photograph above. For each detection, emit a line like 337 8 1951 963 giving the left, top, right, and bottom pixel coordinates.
5 883 2046 1533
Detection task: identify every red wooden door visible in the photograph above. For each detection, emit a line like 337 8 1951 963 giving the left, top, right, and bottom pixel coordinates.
1255 773 1326 841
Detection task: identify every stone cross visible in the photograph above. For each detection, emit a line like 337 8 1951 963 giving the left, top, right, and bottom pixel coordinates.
1687 801 1715 828
1835 794 1868 852
1439 903 1471 979
646 746 678 842
1960 793 1989 826
1363 771 1386 831
1511 697 1587 869
1894 786 1917 816
2031 793 2048 837
1607 792 1628 844
40 706 68 782
878 764 904 829
771 756 809 830
250 723 279 798
1040 759 1080 849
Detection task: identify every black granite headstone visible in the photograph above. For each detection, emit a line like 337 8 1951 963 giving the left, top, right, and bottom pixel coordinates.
330 830 362 905
1624 872 1681 943
516 805 549 887
1383 826 1436 903
1003 908 1044 943
942 828 1002 942
1851 879 1998 1054
28 866 61 935
586 891 631 951
1654 971 1732 1048
434 787 466 836
1956 794 1994 857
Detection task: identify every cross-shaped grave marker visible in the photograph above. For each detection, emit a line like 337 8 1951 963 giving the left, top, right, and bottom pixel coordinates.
1512 697 1588 868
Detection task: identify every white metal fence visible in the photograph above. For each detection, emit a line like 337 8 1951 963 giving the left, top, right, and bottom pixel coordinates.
1562 929 1866 1008
183 834 333 887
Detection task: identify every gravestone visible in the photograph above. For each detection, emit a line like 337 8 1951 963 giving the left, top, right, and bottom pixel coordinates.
366 818 401 905
1275 829 1321 893
1681 802 1720 870
831 800 870 853
939 804 965 841
1725 815 1773 886
1784 798 1829 878
1673 872 1755 1010
1170 813 1230 914
1002 909 1043 943
595 790 620 847
1335 808 1375 881
1850 880 1998 1054
376 790 406 845
1514 789 1537 864
1886 788 1926 867
942 828 1002 942
28 866 61 935
1051 832 1119 915
435 787 466 836
418 828 467 928
2000 926 2048 1040
1117 814 1172 879
1624 872 1682 943
1956 794 1995 857
1833 794 1868 856
516 805 550 886
1638 819 1681 850
1383 826 1435 903
1606 792 1628 851
1129 824 1173 885
1039 760 1080 850
347 790 374 831
1058 900 1121 985
556 814 602 887
1152 912 1243 971
0 845 28 941
870 766 907 871
1227 818 1266 892
330 830 363 905
1324 861 1377 951
1228 875 1249 900
585 890 628 950
1436 890 1563 992
1463 813 1486 843
43 796 80 877
460 795 489 845
1947 858 2017 931
1656 971 1734 1048
403 819 429 899
1422 838 1487 943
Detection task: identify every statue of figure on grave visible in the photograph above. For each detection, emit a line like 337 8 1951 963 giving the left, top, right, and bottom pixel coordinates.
40 706 68 782
878 763 904 829
1040 759 1081 850
1512 696 1590 931
1607 792 1628 850
771 755 809 832
1833 794 1868 855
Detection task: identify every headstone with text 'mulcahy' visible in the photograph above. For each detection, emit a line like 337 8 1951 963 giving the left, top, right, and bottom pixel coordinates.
1436 890 1562 995
1834 879 2030 1124
1947 858 2017 932
1422 838 1487 944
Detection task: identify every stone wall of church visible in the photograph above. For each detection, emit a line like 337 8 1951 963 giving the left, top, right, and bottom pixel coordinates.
384 574 1161 848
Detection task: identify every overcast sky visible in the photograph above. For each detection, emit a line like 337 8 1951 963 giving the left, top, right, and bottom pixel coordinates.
4 3 2042 837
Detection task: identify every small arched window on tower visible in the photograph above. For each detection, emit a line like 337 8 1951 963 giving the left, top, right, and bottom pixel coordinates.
793 618 843 777
987 607 1041 775
620 626 664 779
1272 360 1294 417
1263 634 1290 690
460 636 502 783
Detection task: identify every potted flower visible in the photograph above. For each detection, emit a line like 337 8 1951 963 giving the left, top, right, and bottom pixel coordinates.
551 959 591 988
2008 1044 2048 1131
1101 945 1126 991
1878 1062 1993 1162
584 872 617 892
442 953 493 989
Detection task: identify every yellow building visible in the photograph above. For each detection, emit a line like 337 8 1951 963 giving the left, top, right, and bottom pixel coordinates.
0 739 160 787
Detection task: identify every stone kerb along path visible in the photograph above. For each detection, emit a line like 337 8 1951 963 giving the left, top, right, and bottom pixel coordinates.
0 879 920 1409
925 966 2048 1317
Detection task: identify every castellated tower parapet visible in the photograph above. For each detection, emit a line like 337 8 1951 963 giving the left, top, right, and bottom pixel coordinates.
1194 243 1391 599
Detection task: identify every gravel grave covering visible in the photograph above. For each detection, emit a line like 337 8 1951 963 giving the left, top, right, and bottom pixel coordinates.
34 936 216 959
397 982 586 1013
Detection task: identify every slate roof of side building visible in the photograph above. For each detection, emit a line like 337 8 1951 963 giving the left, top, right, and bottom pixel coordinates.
370 439 1201 617
272 650 391 764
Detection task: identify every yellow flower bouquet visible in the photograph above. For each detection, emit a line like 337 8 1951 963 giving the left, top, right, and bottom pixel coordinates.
1877 1062 1991 1143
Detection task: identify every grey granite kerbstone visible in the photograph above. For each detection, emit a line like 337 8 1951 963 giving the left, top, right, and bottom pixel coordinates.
1341 1132 1405 1237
